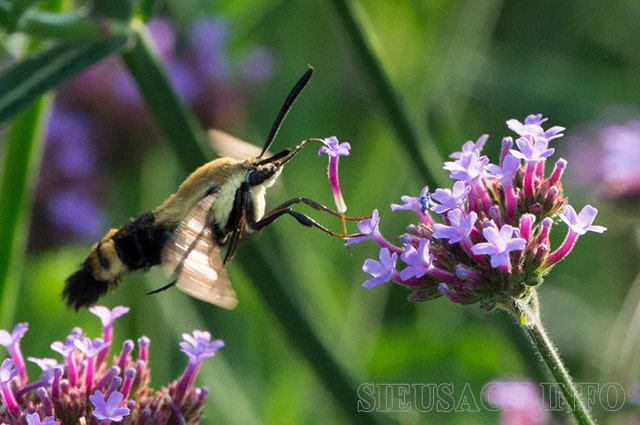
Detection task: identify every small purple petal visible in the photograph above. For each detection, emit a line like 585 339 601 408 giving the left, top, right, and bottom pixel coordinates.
24 413 58 425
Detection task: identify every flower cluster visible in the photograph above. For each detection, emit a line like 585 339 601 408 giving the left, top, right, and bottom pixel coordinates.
0 306 223 424
349 114 606 310
31 16 273 249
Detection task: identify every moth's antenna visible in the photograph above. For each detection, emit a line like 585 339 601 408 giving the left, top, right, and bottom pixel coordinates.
259 65 314 159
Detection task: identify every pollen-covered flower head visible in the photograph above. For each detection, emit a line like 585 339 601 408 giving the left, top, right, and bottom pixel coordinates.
350 114 606 310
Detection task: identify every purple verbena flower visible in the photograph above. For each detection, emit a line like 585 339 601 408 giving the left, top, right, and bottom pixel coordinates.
432 209 477 244
544 205 607 268
318 136 351 213
0 358 20 417
345 209 396 250
559 204 607 235
352 114 606 310
506 113 565 142
179 330 224 364
89 305 129 363
430 181 471 214
24 412 58 425
443 150 489 182
0 322 28 384
362 248 398 289
471 223 526 270
175 331 223 404
510 137 555 162
399 239 433 280
0 305 221 424
90 390 131 422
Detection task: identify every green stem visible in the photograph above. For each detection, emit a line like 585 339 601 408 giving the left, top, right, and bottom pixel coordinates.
508 294 596 425
0 96 51 328
239 244 386 425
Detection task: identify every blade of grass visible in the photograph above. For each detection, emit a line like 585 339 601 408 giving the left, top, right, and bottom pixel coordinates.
0 96 51 328
330 0 445 188
16 11 129 40
0 35 130 125
120 19 211 171
239 243 390 425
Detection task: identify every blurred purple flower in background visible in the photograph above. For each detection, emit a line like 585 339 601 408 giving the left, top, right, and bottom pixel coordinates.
0 306 222 424
31 16 273 250
484 379 548 425
349 114 606 310
564 113 640 200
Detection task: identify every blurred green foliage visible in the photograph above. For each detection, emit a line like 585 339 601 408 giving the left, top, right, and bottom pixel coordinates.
1 0 639 424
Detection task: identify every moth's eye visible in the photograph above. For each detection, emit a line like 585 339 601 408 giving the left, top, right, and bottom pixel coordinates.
247 164 277 186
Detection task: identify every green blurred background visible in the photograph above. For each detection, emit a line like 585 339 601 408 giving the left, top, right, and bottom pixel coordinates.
2 0 640 423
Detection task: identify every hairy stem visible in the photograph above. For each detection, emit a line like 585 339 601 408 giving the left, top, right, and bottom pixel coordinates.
506 293 596 425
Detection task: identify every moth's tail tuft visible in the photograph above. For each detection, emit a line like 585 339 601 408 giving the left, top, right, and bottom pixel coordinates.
63 263 111 310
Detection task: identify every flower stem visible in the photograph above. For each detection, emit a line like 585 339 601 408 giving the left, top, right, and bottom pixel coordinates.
507 293 596 425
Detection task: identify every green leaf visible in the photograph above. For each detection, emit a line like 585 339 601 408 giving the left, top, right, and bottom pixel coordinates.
0 35 130 125
137 0 163 22
92 0 132 21
0 96 51 328
0 0 41 31
16 11 126 40
330 0 446 187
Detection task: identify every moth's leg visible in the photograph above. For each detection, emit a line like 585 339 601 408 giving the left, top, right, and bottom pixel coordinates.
251 197 351 238
261 196 364 220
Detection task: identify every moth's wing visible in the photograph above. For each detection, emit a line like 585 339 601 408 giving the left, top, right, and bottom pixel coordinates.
208 128 270 160
161 193 238 309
